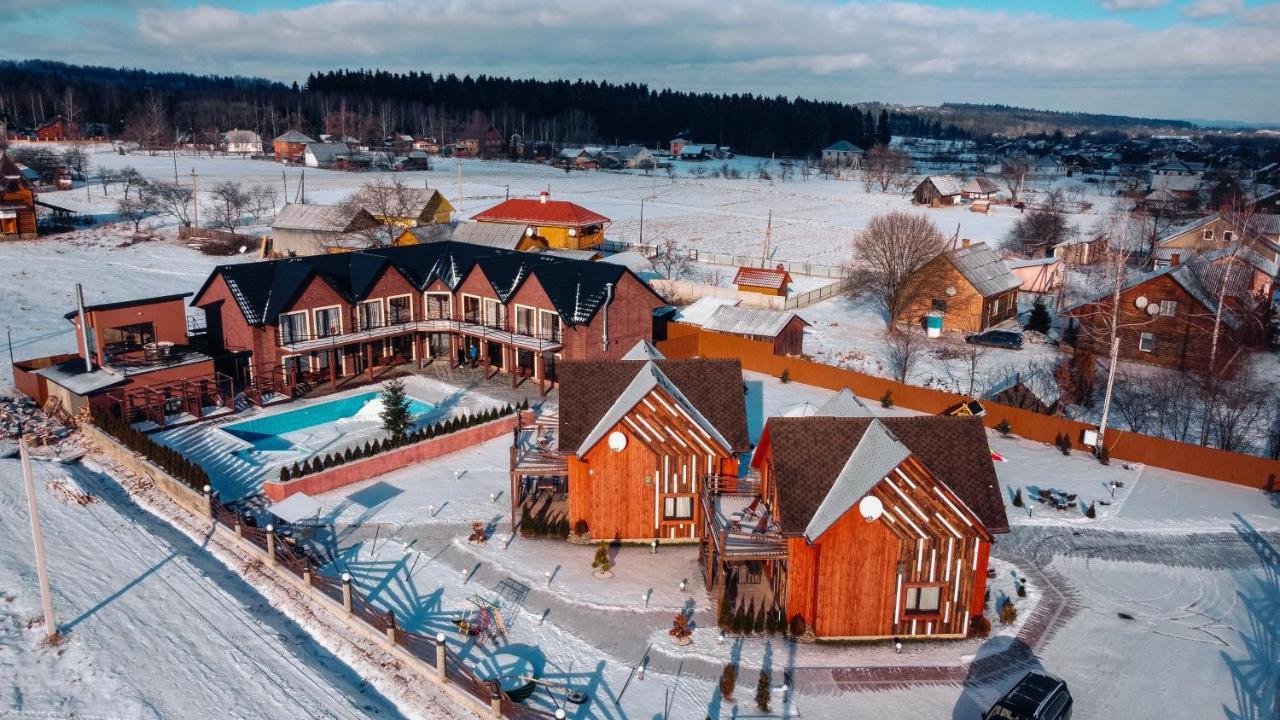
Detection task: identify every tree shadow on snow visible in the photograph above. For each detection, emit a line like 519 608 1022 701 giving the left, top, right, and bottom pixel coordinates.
1222 514 1280 720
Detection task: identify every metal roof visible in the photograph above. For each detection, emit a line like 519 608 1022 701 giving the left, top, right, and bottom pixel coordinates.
675 297 739 326
823 140 863 153
945 242 1021 297
34 358 126 395
733 266 789 290
702 305 806 338
273 130 316 143
814 388 874 418
305 142 350 163
451 222 530 249
621 340 665 360
473 198 610 228
272 203 362 232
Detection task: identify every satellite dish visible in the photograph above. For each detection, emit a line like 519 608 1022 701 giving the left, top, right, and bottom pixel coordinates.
859 495 884 522
525 227 535 237
607 431 628 452
1146 303 1160 316
1134 295 1148 309
945 286 957 297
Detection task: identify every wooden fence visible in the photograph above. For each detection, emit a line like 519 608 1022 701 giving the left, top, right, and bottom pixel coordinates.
657 328 1280 490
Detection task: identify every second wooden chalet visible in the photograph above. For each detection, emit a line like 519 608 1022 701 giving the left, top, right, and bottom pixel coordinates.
555 349 751 542
701 404 1009 641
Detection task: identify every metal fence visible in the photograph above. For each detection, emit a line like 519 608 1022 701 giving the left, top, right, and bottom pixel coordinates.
601 239 851 279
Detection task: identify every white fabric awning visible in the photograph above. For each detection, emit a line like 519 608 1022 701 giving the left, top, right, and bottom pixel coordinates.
270 492 324 524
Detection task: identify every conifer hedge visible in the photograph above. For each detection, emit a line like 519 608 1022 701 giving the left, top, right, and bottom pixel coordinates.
90 408 211 493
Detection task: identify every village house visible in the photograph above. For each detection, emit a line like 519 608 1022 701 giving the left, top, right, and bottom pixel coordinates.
472 192 610 251
551 351 751 542
362 187 454 228
685 303 809 356
12 292 231 428
1053 234 1111 266
678 144 714 161
961 177 1000 201
700 406 1008 640
191 241 668 398
273 130 317 162
35 115 75 142
912 176 964 206
556 148 598 170
899 241 1021 333
1153 213 1280 275
221 129 264 155
479 126 504 159
1006 256 1064 302
733 265 792 298
601 145 655 169
821 141 864 167
303 142 352 169
1 153 38 240
1066 264 1250 375
268 203 380 257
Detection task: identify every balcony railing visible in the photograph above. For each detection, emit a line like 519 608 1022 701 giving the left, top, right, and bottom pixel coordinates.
700 481 786 560
277 311 565 353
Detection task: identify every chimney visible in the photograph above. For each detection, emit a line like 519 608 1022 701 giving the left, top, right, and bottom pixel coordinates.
961 238 971 248
75 283 93 372
540 191 549 204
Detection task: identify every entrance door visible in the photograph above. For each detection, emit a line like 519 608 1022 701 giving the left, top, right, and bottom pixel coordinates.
487 341 505 370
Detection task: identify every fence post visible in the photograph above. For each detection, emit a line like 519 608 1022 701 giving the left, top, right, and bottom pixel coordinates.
436 633 447 683
202 484 213 520
341 572 353 614
302 560 312 587
234 517 242 538
489 683 502 717
385 611 397 644
265 525 277 567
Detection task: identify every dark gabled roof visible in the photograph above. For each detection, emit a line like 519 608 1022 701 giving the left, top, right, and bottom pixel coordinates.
193 241 664 327
62 292 192 320
558 359 750 454
763 415 1009 536
945 242 1021 297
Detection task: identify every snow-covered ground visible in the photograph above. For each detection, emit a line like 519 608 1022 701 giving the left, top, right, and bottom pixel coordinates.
0 454 408 719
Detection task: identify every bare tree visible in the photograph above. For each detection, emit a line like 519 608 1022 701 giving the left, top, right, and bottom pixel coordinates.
958 341 990 397
1005 189 1075 256
340 179 425 247
649 240 696 280
886 327 922 383
116 192 158 235
145 181 194 227
207 181 253 232
1108 367 1157 433
247 184 278 223
121 92 172 154
117 167 144 201
1150 371 1198 443
863 145 912 193
1206 365 1272 452
778 160 795 182
854 211 947 328
998 155 1031 203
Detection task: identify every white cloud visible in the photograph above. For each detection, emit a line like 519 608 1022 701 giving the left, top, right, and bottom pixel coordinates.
9 0 1280 122
1182 0 1244 19
1098 0 1168 10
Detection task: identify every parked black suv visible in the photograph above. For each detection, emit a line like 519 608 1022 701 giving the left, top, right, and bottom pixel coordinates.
965 329 1024 350
983 672 1073 720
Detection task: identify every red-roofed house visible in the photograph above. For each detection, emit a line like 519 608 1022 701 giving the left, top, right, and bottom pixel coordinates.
472 192 610 251
733 265 792 297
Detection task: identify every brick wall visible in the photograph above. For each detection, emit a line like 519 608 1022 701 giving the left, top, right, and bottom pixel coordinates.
262 413 520 501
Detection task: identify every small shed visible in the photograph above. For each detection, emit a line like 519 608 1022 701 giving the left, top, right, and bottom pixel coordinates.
913 175 964 206
270 203 379 256
1006 256 1063 296
961 177 999 200
700 305 809 356
733 265 791 297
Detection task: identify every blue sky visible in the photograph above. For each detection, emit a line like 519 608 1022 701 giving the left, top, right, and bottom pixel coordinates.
3 0 1278 123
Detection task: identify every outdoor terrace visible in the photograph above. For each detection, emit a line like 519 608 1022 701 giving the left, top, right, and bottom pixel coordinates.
700 480 787 561
277 312 564 354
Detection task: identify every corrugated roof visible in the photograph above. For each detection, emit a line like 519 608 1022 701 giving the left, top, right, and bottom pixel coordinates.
472 198 610 228
272 203 362 232
621 340 665 360
945 242 1021 297
702 305 806 338
445 222 530 249
676 297 740 326
733 266 789 290
305 142 350 164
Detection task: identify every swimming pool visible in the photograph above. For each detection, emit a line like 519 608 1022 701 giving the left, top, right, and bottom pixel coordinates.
222 392 435 452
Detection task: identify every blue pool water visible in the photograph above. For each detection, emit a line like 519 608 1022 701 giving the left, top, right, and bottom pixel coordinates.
223 392 434 452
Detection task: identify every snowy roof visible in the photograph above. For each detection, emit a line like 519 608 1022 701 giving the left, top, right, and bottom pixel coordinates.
621 340 665 360
1152 175 1201 193
222 129 262 143
823 140 864 153
945 242 1021 297
1066 264 1240 330
1006 256 1060 269
274 130 315 144
34 358 125 395
573 360 732 458
702 305 807 339
675 296 740 326
272 203 366 232
803 420 911 542
814 388 874 418
962 177 999 195
269 492 323 524
305 142 350 163
921 175 964 196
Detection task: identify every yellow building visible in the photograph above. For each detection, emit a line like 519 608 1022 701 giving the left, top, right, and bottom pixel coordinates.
471 192 610 251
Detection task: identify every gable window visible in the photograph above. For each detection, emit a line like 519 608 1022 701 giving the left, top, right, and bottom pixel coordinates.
663 496 694 520
903 584 942 615
1159 300 1177 317
1203 229 1215 241
424 292 451 320
483 298 504 328
313 307 341 337
1139 332 1155 353
540 310 562 342
462 295 481 323
357 300 383 330
279 311 309 344
387 295 412 324
515 305 536 336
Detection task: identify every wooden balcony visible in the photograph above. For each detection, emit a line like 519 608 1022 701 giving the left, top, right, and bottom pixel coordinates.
277 312 564 354
700 484 787 560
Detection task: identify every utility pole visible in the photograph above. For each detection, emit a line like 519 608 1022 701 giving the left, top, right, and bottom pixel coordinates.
191 168 199 230
20 437 57 643
761 209 773 261
639 197 646 245
282 170 288 204
6 327 13 368
456 157 463 207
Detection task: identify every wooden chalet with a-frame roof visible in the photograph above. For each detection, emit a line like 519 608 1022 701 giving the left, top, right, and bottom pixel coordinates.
542 347 751 543
699 392 1009 641
192 241 668 401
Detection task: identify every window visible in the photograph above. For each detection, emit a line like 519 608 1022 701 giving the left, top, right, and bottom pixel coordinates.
103 322 156 353
903 585 942 615
357 300 383 330
515 306 536 335
313 307 341 337
1159 300 1177 317
1139 332 1155 352
279 311 309 344
663 496 694 520
387 295 412 324
483 298 504 328
931 298 948 313
1223 231 1235 243
282 354 306 380
540 310 562 342
462 295 481 323
1203 229 1215 241
424 292 450 320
